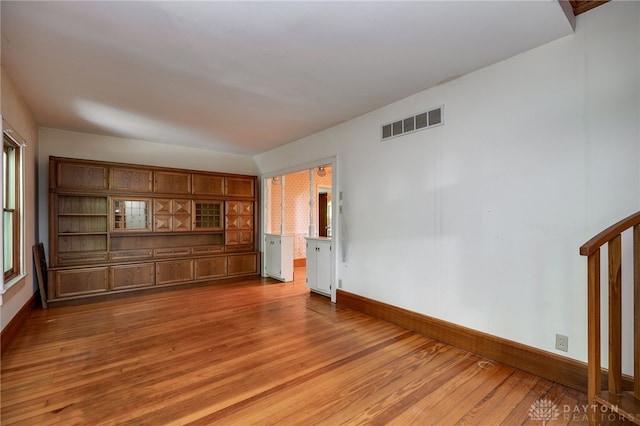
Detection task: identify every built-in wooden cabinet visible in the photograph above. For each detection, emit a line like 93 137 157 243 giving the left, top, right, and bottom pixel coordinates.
48 156 259 303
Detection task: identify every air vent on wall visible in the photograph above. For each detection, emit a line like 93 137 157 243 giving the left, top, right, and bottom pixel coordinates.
381 105 444 141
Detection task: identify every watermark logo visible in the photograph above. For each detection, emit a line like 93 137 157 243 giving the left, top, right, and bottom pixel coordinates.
528 399 560 425
528 399 636 423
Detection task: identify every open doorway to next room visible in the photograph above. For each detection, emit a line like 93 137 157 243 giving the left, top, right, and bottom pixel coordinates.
265 165 332 265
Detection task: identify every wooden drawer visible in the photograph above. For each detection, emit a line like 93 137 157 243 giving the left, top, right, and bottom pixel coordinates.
154 248 191 257
192 246 225 255
53 267 109 298
111 263 155 290
195 257 227 280
57 251 109 265
156 259 194 285
224 244 253 253
110 249 153 261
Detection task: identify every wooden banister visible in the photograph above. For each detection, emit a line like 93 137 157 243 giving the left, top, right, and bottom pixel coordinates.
581 211 640 256
580 211 640 424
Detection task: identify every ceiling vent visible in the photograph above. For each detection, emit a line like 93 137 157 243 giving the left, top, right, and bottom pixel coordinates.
381 106 444 141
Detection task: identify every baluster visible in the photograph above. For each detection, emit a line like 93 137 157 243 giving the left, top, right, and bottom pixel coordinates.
609 234 622 395
634 224 640 399
587 249 601 419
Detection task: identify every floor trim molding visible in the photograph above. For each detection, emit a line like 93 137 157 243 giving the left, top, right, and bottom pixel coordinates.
337 289 603 393
1 293 37 358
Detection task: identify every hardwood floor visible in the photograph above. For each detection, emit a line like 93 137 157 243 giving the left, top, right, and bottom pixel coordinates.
1 268 595 425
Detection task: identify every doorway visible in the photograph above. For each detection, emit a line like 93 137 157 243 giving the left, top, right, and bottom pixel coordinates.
318 187 331 237
262 163 335 300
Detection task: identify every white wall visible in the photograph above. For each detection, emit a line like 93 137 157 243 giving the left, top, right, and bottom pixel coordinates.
254 2 640 369
1 68 39 330
38 127 259 256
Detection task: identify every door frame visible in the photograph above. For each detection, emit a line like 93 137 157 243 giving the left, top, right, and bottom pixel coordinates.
260 156 338 303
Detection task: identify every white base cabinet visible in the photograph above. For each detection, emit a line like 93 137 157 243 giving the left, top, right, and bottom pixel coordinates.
265 234 294 282
306 237 332 296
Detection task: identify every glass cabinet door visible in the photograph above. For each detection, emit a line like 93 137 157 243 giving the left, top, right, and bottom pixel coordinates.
112 198 151 231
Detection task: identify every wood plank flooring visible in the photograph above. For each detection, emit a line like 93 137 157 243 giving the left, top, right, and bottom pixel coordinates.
2 268 595 425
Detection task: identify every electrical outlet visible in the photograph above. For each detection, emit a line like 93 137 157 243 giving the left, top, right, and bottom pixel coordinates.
555 334 569 352
338 279 343 289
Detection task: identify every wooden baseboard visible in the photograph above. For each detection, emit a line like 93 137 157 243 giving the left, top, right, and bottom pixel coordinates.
1 293 37 358
294 258 306 267
336 289 632 394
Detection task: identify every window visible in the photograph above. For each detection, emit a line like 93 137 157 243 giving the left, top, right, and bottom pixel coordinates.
3 132 22 283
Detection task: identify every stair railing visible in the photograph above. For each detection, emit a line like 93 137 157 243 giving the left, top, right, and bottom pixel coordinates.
580 211 640 424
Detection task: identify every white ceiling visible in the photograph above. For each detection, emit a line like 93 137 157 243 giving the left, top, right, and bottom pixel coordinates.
1 1 573 155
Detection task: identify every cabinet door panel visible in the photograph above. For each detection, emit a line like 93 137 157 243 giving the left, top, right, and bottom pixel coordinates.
155 171 191 194
195 257 227 279
55 267 108 297
156 259 194 285
173 199 191 214
172 214 192 232
154 215 172 232
225 177 255 198
225 201 254 247
315 241 332 294
193 174 224 196
227 253 258 276
225 231 239 245
265 235 281 276
154 199 172 215
238 230 254 245
111 263 155 290
306 239 331 295
56 162 107 190
112 198 152 232
239 202 253 216
111 168 153 192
